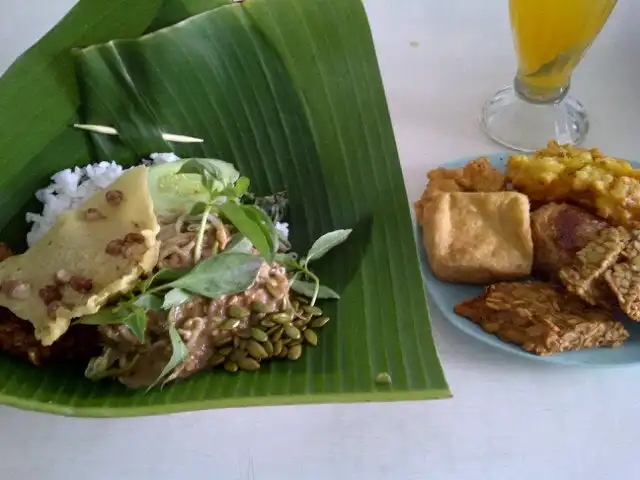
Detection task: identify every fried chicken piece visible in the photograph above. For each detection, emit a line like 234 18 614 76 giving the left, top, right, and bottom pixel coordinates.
414 157 505 218
558 227 629 308
530 203 609 282
455 282 629 356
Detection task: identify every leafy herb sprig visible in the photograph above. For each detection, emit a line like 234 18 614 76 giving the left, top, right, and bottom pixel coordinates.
180 159 278 263
277 229 352 306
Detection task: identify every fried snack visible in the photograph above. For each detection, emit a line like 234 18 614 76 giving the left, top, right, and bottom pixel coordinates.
0 312 100 366
414 157 505 218
507 140 640 226
605 263 640 322
455 282 629 356
0 243 100 366
530 203 609 281
420 192 533 284
558 226 628 307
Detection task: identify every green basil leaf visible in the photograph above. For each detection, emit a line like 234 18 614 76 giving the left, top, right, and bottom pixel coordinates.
163 288 192 309
224 233 254 254
123 308 148 344
275 252 299 269
305 229 352 264
134 293 163 311
189 201 209 216
291 279 340 300
177 158 240 192
219 202 276 262
142 267 190 291
147 323 189 391
76 308 123 325
234 176 250 197
169 251 263 299
243 205 278 259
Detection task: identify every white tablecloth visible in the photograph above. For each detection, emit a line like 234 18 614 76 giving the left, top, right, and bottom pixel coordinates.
1 1 639 479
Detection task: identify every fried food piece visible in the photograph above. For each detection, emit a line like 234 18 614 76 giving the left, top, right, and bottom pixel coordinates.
420 192 533 283
507 140 640 227
455 282 629 356
0 311 100 366
530 203 609 281
0 243 12 262
558 227 628 307
414 157 505 218
0 245 100 366
605 263 640 322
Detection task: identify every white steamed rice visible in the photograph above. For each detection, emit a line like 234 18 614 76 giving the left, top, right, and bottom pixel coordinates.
25 152 289 247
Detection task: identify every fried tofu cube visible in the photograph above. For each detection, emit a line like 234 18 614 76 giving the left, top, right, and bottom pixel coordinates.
420 192 533 284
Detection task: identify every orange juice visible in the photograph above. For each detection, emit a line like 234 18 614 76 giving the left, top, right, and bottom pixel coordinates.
510 0 616 93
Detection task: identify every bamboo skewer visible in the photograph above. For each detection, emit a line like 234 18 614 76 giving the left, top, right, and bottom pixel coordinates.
72 124 204 144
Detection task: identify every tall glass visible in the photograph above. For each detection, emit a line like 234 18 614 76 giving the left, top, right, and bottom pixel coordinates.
481 0 617 152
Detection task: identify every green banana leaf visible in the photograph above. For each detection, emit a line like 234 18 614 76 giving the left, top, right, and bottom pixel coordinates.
0 0 450 417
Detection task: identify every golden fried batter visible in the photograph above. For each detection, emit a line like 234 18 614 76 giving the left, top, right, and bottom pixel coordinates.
455 282 629 356
414 157 505 218
507 140 640 226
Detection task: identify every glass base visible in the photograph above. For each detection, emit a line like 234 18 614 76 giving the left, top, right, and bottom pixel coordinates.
480 85 589 153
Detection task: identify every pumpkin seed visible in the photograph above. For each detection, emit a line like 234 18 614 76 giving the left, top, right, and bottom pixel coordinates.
260 318 276 328
210 354 226 366
273 340 284 356
221 318 241 330
237 329 253 339
263 341 274 356
375 372 392 385
224 361 238 373
294 316 310 327
237 357 261 371
289 339 302 347
250 301 269 313
291 300 300 311
247 340 268 359
310 316 330 328
213 336 232 347
266 284 281 298
251 328 269 343
266 325 280 336
228 305 250 319
233 336 241 348
282 338 292 346
270 328 284 343
303 329 318 346
287 344 303 360
230 349 248 362
295 295 309 304
277 346 289 358
218 346 233 356
303 305 323 316
284 324 301 340
271 312 292 325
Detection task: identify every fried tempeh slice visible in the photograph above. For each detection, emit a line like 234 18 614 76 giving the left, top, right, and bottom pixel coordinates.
605 259 640 321
454 282 629 356
558 226 629 307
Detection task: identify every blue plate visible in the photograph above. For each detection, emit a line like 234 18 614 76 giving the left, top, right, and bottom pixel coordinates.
417 152 640 366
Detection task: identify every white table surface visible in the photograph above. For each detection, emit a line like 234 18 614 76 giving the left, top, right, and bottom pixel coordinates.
1 1 639 479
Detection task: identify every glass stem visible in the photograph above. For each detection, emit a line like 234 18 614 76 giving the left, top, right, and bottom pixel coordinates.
513 73 570 105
